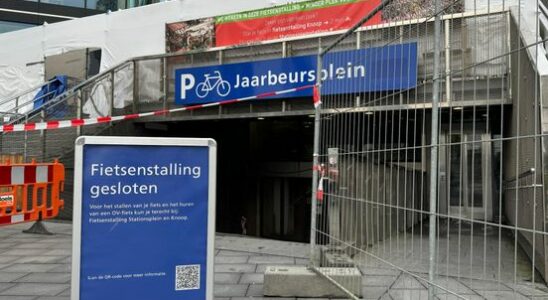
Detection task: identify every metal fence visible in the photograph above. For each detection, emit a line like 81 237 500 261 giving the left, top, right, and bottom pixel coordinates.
310 0 548 299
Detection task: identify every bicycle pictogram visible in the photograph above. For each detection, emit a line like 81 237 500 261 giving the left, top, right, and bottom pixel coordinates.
196 71 231 98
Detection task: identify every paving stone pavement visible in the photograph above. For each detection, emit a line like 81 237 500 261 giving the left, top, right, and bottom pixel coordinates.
1 221 548 299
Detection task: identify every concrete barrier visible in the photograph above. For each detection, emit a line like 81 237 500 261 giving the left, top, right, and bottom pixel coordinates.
322 250 355 267
264 266 362 298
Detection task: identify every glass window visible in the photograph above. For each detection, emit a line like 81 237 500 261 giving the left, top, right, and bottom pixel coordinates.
40 0 86 8
88 0 163 10
0 21 35 34
87 0 119 10
126 0 161 8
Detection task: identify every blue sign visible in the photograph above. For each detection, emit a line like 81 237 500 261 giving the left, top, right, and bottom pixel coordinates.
175 42 418 105
72 137 216 300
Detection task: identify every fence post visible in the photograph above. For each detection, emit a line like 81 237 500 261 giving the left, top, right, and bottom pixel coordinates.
428 0 443 298
444 19 452 103
76 89 82 137
110 70 115 117
40 110 46 162
24 114 28 161
310 46 322 266
133 60 139 114
162 57 167 111
218 50 224 116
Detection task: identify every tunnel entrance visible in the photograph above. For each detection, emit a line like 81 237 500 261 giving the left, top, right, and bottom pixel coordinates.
138 115 314 243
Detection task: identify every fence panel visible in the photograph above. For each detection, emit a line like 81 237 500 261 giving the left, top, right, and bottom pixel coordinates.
311 0 548 299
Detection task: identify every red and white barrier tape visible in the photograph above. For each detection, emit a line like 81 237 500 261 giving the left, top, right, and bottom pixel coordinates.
1 85 318 133
317 176 325 202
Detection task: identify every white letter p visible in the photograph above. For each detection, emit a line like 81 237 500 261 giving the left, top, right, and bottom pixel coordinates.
180 74 195 99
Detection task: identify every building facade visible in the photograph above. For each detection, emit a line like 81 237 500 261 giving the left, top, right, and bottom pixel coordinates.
0 0 163 34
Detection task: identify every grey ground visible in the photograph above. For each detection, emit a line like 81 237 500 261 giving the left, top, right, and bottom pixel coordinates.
1 221 548 299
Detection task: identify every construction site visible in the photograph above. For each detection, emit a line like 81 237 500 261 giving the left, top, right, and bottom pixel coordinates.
0 0 547 298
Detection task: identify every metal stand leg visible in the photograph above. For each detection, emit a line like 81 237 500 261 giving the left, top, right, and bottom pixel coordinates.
23 219 53 235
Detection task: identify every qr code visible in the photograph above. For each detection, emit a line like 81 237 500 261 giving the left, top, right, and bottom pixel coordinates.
175 264 200 291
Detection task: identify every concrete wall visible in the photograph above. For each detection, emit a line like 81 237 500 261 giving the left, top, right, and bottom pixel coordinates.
505 10 547 281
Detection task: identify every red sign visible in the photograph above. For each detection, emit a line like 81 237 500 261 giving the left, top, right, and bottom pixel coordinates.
215 0 382 47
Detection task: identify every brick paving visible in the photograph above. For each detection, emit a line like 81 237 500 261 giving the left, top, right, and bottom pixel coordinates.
1 221 548 299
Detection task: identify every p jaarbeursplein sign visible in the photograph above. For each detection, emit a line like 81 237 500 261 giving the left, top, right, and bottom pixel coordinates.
174 43 418 105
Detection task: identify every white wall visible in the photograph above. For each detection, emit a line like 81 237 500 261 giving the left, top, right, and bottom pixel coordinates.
0 0 300 102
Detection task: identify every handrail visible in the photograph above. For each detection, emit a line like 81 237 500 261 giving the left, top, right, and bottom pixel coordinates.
0 78 57 107
6 91 75 125
2 61 133 125
504 168 536 184
0 90 57 114
0 89 69 124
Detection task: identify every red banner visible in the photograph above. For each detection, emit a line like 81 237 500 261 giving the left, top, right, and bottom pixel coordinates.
215 0 382 47
166 0 465 53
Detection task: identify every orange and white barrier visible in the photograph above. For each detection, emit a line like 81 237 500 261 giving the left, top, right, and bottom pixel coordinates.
0 159 65 226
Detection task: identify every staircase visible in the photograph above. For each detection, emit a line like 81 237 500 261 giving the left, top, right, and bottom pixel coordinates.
0 63 138 219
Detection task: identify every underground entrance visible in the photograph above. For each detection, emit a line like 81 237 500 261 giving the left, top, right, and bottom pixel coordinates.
137 115 314 243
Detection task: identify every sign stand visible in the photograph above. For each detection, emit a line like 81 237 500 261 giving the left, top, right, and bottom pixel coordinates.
23 219 53 235
71 136 216 300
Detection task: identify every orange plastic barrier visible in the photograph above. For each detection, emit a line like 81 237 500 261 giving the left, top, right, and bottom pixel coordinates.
0 159 64 226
